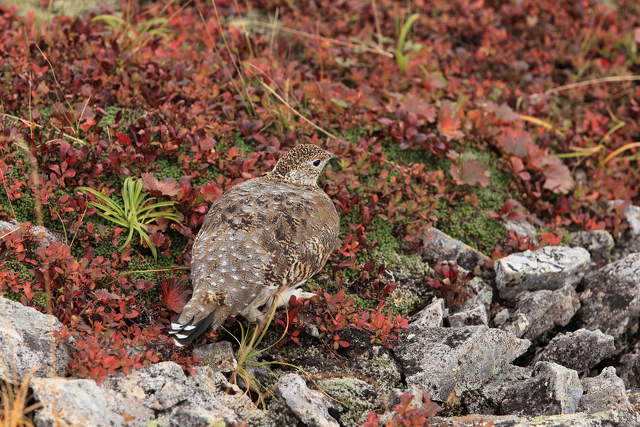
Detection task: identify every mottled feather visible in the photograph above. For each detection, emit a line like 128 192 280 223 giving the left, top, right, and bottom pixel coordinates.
170 144 339 346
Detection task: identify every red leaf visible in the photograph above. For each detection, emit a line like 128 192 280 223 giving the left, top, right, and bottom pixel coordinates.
200 182 223 202
450 159 490 187
497 128 532 157
537 155 575 194
79 119 96 132
116 132 131 146
161 279 189 313
438 101 463 140
141 173 181 197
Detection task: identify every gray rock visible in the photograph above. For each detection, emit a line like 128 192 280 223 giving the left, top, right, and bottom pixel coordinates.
0 297 70 384
411 298 446 328
500 362 582 416
535 329 615 372
578 253 640 338
449 277 492 327
495 246 591 300
104 361 256 425
463 277 493 313
106 361 188 411
578 367 632 414
396 325 530 401
502 219 538 242
422 227 491 271
0 220 62 246
276 373 339 427
568 230 614 262
317 377 378 427
193 340 237 372
433 411 637 426
493 308 510 326
31 377 153 427
448 305 488 327
619 344 640 388
500 285 580 340
624 204 640 235
462 364 532 414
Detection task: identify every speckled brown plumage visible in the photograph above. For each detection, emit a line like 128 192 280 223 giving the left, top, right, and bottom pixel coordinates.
169 144 339 346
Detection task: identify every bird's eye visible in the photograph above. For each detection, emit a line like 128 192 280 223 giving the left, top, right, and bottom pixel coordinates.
312 159 322 167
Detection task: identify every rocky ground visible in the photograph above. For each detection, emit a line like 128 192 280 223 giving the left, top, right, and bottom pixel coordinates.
2 202 640 426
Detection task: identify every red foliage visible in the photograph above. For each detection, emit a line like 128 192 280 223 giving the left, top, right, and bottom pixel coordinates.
1 0 639 382
427 263 472 307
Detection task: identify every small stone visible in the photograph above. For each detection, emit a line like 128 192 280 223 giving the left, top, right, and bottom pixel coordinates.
499 362 583 416
492 308 510 326
396 325 530 402
500 285 580 340
620 344 640 388
193 341 237 372
502 219 537 242
448 305 488 327
410 298 446 328
0 220 62 246
276 373 339 427
624 204 640 235
495 246 591 300
578 252 640 338
535 329 615 372
0 297 70 384
568 230 614 262
422 227 491 271
578 367 632 414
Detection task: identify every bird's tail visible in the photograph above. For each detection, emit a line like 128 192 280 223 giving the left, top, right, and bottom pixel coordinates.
168 311 217 347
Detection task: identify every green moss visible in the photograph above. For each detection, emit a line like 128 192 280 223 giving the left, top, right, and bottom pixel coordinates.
4 259 32 281
32 292 49 308
435 149 511 253
9 193 36 223
365 217 399 266
234 135 254 154
384 287 423 316
318 377 378 427
381 141 450 171
98 106 146 131
148 157 183 180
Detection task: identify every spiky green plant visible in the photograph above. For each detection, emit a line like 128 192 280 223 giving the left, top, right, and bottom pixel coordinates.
77 177 183 259
225 292 302 408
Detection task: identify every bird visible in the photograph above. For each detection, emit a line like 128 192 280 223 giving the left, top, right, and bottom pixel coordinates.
169 144 340 346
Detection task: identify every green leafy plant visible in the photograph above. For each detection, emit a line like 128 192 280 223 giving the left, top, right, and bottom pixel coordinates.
395 13 420 72
77 177 182 259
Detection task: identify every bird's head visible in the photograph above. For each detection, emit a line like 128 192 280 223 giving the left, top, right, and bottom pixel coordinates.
268 144 335 186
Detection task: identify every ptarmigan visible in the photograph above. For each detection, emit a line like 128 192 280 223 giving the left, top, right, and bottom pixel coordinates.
169 144 339 346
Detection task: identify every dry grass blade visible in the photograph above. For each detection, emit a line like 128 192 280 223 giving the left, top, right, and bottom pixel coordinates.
258 79 345 143
531 75 640 98
230 18 393 57
603 142 640 165
1 367 42 427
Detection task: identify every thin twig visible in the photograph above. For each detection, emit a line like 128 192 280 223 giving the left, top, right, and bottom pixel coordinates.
231 18 393 58
530 75 640 98
2 113 87 146
258 79 345 142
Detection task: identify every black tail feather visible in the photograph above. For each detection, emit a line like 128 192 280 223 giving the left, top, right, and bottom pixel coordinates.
170 311 217 347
